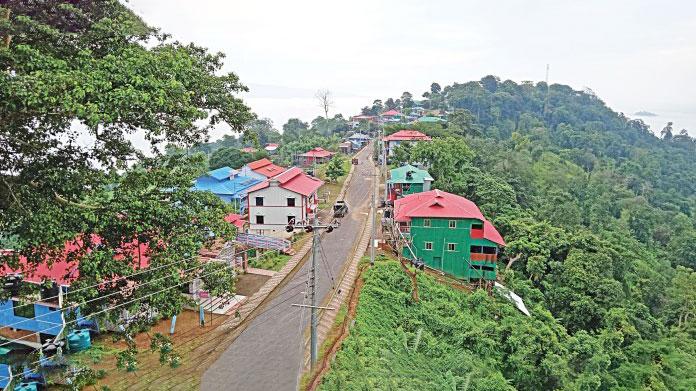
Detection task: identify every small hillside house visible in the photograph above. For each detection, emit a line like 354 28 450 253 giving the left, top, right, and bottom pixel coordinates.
338 141 353 154
347 133 370 147
349 114 380 128
380 109 402 123
239 158 286 181
194 167 261 213
383 130 431 157
394 190 505 281
247 167 324 237
264 143 280 155
386 164 434 201
300 147 334 166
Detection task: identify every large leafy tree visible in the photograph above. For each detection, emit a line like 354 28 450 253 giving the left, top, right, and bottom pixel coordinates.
0 0 250 338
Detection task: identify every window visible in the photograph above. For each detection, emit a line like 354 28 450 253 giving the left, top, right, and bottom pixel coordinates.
255 215 265 224
471 223 483 230
424 242 433 250
287 216 295 224
470 245 483 254
447 243 457 252
13 301 35 319
483 246 498 254
287 197 296 207
255 197 264 206
423 219 431 227
448 220 457 229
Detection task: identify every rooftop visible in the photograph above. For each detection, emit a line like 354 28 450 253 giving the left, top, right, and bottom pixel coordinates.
383 130 432 142
247 158 286 178
0 236 150 286
381 109 401 116
194 170 261 197
388 164 434 184
248 167 324 197
301 147 334 158
394 190 505 246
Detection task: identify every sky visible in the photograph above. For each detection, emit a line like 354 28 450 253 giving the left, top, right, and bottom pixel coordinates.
126 0 696 138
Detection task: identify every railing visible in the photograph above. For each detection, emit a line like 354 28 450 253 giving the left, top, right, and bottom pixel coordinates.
470 253 497 262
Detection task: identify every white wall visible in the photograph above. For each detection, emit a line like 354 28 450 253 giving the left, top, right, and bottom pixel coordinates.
248 184 309 237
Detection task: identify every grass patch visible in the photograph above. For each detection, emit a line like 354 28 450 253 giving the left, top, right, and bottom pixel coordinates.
248 250 291 272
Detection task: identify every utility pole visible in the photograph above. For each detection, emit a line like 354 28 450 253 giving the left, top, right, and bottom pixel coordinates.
370 163 376 266
309 216 318 368
285 215 338 370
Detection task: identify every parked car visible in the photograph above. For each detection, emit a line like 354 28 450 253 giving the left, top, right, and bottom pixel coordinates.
333 200 349 218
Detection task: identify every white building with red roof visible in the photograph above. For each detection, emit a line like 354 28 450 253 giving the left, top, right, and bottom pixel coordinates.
239 158 286 181
246 167 324 237
383 130 431 156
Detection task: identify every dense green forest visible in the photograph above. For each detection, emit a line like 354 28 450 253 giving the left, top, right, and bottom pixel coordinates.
323 77 696 390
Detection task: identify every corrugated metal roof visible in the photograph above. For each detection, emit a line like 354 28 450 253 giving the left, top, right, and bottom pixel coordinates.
194 172 261 198
388 164 433 184
394 190 505 246
383 130 431 142
208 166 235 181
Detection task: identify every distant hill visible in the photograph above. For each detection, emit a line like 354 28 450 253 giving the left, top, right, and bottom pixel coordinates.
634 110 658 116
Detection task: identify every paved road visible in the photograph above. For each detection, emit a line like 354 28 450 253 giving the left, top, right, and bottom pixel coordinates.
201 146 374 391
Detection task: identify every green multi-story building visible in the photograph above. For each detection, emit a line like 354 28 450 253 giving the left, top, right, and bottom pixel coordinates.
394 189 505 281
386 164 434 202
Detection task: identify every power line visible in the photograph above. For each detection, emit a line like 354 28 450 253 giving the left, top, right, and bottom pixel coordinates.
0 260 260 382
0 246 258 333
0 255 251 355
2 251 210 314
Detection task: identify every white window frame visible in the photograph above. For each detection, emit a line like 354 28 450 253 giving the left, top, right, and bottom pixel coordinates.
448 220 456 229
447 243 457 252
423 219 431 227
424 241 433 250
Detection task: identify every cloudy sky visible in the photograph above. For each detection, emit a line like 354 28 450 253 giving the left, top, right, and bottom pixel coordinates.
127 0 696 137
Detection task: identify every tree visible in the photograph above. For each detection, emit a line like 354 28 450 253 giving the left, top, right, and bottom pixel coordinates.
448 109 480 136
208 147 264 170
385 98 397 110
664 266 696 328
430 82 441 94
372 99 384 114
325 155 346 182
401 91 414 108
661 122 674 140
315 88 333 121
0 0 247 363
282 118 309 141
245 118 281 146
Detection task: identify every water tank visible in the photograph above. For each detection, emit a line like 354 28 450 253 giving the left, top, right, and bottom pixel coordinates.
66 329 91 352
14 382 38 391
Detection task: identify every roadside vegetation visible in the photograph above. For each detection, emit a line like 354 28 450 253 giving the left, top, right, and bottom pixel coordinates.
323 78 696 390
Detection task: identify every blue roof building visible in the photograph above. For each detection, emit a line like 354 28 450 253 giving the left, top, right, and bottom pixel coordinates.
194 167 262 213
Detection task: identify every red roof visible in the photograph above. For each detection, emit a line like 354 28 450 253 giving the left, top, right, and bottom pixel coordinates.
300 147 334 158
247 158 286 178
248 167 324 197
0 236 150 286
394 190 505 246
382 109 401 116
383 130 431 142
224 213 246 230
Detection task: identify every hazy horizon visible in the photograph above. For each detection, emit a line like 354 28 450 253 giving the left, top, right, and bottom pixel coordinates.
126 0 696 140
